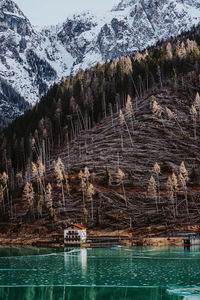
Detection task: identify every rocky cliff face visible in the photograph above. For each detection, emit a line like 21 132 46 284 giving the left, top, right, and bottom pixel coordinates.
0 0 56 126
54 0 200 72
0 0 200 127
0 0 32 35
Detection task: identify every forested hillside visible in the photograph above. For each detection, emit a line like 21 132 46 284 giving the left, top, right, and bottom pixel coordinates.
0 25 200 233
0 0 200 128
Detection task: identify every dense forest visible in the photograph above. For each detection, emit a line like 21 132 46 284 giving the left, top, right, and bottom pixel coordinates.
0 24 200 232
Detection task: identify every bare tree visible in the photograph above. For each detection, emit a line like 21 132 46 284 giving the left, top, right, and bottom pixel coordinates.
64 173 70 195
32 160 45 194
186 39 200 56
23 182 35 218
36 195 43 218
180 161 189 182
119 109 134 148
190 105 197 140
83 207 88 224
147 176 158 212
165 107 175 120
79 170 87 208
87 183 95 221
32 162 37 178
50 207 57 221
194 92 200 119
178 172 189 215
120 109 125 126
150 96 163 128
152 162 161 203
166 42 173 59
45 183 53 217
105 167 112 186
0 172 9 213
165 107 184 134
37 159 45 178
117 168 127 205
125 95 134 130
152 100 162 117
84 166 90 186
166 176 175 217
176 41 187 59
171 172 179 215
54 157 65 205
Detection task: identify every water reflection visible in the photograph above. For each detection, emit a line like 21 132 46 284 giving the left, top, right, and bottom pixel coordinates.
184 246 191 252
64 248 87 270
80 248 87 271
0 246 62 257
64 248 87 274
0 286 184 300
0 246 199 299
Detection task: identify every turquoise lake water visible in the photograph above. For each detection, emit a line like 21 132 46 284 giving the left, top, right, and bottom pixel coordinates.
0 246 199 299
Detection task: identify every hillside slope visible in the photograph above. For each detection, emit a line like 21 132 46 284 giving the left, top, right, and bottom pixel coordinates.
44 86 200 229
2 84 200 233
0 27 200 232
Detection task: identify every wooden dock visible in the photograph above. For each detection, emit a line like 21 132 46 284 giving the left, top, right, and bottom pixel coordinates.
86 236 129 247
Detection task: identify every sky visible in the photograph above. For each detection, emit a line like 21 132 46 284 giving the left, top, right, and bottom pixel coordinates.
14 0 119 26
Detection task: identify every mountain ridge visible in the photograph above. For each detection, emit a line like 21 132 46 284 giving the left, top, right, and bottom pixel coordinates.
0 0 200 127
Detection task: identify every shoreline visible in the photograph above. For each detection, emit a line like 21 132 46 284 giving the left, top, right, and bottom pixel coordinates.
0 238 193 247
0 236 194 248
0 224 199 247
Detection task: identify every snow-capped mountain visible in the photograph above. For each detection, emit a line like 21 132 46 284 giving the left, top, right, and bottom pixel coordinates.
0 0 56 126
0 0 200 127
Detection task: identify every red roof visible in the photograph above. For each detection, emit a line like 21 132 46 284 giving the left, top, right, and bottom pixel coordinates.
73 224 87 230
66 224 87 230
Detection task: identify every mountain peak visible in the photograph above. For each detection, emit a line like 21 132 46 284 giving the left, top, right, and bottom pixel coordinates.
112 0 135 11
0 0 200 128
112 0 200 11
0 0 23 15
0 0 33 36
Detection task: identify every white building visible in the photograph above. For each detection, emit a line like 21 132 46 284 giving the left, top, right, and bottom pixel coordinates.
64 224 87 245
182 235 200 246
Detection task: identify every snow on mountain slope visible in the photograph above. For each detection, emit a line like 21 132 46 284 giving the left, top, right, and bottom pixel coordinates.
0 0 200 127
36 0 200 75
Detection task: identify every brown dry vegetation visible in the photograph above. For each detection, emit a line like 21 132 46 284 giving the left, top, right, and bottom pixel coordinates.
1 31 200 239
3 81 200 237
